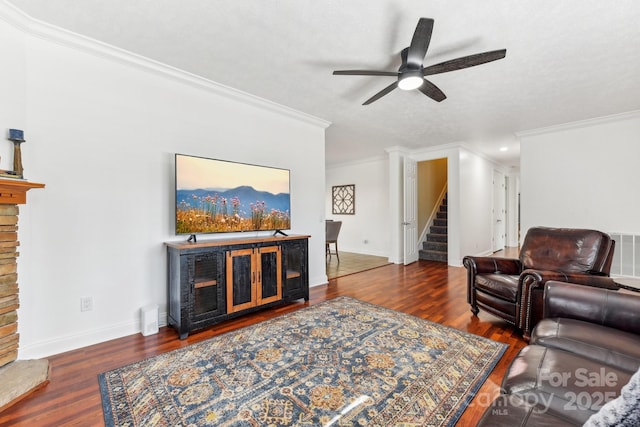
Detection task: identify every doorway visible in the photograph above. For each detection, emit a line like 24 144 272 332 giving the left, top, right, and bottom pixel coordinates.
416 158 448 262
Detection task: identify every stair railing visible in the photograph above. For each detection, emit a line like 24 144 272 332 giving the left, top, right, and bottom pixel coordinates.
418 183 448 249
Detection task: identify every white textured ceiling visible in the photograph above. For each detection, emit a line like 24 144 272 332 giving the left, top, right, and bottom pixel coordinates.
7 0 640 167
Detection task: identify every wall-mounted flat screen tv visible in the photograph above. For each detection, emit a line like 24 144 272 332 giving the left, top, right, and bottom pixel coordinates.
175 154 291 235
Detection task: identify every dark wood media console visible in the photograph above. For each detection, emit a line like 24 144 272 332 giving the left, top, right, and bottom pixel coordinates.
166 234 309 339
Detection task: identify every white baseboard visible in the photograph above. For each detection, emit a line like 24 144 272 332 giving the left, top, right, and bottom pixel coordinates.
310 274 329 287
19 275 327 359
337 247 389 258
19 312 169 360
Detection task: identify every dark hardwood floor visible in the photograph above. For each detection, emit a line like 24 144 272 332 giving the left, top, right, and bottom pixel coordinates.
1 250 525 426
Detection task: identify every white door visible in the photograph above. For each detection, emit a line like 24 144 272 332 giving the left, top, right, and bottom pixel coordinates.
492 170 506 251
403 157 419 264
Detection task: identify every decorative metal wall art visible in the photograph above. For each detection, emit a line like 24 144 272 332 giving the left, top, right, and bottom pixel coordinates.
332 184 355 215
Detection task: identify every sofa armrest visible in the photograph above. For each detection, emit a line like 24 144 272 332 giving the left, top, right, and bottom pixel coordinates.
462 256 522 275
518 270 618 338
520 269 618 290
463 256 523 308
544 281 640 334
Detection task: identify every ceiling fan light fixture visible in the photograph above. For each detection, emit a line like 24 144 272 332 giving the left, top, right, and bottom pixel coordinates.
332 18 506 104
398 71 424 90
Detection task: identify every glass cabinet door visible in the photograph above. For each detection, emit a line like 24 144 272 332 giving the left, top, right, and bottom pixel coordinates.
189 252 223 319
226 248 256 313
257 246 282 305
282 240 308 300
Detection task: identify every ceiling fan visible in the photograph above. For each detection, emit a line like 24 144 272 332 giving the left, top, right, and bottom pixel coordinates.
333 18 506 105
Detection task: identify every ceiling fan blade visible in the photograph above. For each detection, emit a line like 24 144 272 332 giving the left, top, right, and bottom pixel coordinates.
418 79 447 102
363 81 398 105
400 47 408 66
407 18 434 66
423 49 506 76
333 70 398 76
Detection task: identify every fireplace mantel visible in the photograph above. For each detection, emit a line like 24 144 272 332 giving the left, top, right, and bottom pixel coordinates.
0 179 45 204
0 178 45 412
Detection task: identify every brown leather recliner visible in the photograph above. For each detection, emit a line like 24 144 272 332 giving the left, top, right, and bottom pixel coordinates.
463 227 618 339
476 281 640 426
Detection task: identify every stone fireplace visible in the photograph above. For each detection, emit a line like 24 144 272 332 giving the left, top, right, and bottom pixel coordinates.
0 178 46 411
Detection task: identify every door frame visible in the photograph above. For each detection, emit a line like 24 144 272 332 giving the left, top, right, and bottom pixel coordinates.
387 146 460 266
403 157 419 265
492 169 506 251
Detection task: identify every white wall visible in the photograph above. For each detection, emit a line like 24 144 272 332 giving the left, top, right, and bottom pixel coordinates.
0 4 26 169
325 157 389 257
519 111 640 236
1 5 329 359
458 148 495 258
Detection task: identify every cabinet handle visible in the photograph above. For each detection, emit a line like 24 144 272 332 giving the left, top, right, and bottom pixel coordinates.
252 272 255 283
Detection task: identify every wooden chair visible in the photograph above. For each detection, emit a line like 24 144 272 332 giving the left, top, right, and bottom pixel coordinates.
325 220 342 262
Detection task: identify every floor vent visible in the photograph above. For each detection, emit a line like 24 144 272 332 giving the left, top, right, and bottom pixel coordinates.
609 233 640 278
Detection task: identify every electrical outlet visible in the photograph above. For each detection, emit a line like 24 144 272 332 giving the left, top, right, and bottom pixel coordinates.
80 296 93 312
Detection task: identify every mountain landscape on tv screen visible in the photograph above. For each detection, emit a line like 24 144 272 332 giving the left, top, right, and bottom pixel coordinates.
176 186 290 233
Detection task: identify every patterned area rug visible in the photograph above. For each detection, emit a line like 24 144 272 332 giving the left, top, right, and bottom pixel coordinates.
99 297 507 426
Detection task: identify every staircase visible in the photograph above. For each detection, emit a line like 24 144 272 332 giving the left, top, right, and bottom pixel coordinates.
419 194 447 262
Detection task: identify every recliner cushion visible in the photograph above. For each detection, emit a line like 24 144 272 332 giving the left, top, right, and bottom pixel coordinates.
475 274 519 302
502 345 632 425
532 318 640 374
520 227 611 274
476 393 578 426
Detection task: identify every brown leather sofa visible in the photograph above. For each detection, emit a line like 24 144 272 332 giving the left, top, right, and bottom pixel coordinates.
463 227 617 339
476 281 640 426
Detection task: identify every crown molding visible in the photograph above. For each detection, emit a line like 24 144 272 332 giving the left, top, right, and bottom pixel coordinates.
458 143 515 172
409 142 461 158
326 153 387 170
0 1 331 129
516 109 640 138
403 142 515 173
0 0 30 31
